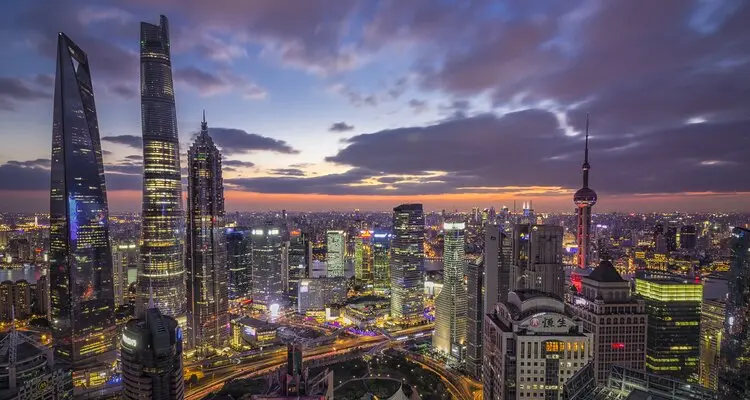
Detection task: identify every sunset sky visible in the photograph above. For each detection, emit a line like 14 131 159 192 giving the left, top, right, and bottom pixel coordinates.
1 0 749 213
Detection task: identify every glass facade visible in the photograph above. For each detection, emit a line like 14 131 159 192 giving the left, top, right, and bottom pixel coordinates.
390 204 425 322
699 299 724 390
433 222 467 358
287 230 309 299
354 231 373 287
251 226 283 306
185 117 229 353
226 229 252 300
635 278 702 382
372 232 391 295
49 33 116 363
720 227 750 399
325 230 345 278
137 15 186 319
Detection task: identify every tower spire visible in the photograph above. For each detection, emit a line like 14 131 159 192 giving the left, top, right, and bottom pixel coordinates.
584 114 590 165
201 110 208 132
582 114 590 188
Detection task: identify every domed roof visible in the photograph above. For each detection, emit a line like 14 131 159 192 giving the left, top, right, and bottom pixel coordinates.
574 187 597 204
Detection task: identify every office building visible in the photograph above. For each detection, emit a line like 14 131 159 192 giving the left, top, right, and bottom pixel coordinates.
297 278 348 314
354 231 374 287
390 204 425 323
137 15 186 320
483 290 592 400
466 257 483 379
34 274 49 317
112 243 136 306
185 114 229 353
433 222 467 359
680 225 697 249
699 299 724 390
251 226 284 307
226 229 252 300
372 232 391 295
325 230 345 278
511 224 565 298
566 260 647 383
562 363 717 400
0 323 73 400
720 227 750 399
635 275 702 382
287 230 311 298
49 33 116 369
230 317 278 350
484 226 512 312
121 308 184 400
12 280 31 320
574 117 597 269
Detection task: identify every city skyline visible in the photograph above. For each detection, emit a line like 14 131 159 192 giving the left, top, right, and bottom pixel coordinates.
1 1 750 213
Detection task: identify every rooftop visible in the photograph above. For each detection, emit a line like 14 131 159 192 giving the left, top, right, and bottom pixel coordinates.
585 260 626 283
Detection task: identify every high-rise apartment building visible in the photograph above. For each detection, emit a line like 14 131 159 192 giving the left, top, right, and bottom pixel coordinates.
0 281 12 321
251 226 284 307
13 280 31 320
226 229 252 300
466 257 483 380
390 204 425 323
185 115 229 353
354 231 374 287
49 33 116 368
483 290 592 400
511 224 565 298
721 227 750 399
433 222 467 359
35 274 49 317
566 260 647 383
137 15 186 320
121 308 184 400
484 226 512 312
573 117 597 269
325 230 345 278
699 299 724 390
680 225 697 249
635 275 702 382
372 232 391 295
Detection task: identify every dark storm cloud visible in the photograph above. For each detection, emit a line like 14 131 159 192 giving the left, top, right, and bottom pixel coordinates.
175 67 225 92
329 122 354 133
0 77 50 110
222 159 256 168
0 159 140 191
33 74 55 88
269 168 306 177
101 135 142 149
208 128 299 155
109 83 137 99
323 110 750 195
6 158 50 169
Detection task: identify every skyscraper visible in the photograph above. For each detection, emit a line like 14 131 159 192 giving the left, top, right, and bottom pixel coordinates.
121 307 184 400
635 275 702 382
325 230 345 278
185 114 229 353
484 226 512 312
251 225 284 307
49 32 116 367
390 204 425 323
226 229 252 300
137 15 186 320
510 224 565 298
354 230 374 287
287 230 311 299
372 231 391 295
433 221 467 359
466 257 483 380
573 117 597 269
720 227 750 399
565 260 647 383
699 299 724 390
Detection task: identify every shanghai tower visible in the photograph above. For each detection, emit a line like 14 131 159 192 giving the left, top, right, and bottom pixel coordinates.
186 113 229 354
50 33 116 365
137 15 186 320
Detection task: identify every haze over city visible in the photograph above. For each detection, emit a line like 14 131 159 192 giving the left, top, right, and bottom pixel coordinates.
1 0 749 213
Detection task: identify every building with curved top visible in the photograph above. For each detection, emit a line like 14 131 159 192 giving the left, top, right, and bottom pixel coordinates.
483 289 592 400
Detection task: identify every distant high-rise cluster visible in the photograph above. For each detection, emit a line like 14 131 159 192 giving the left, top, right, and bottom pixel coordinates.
137 15 186 321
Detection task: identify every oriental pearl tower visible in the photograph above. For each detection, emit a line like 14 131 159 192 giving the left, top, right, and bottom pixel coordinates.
574 115 597 269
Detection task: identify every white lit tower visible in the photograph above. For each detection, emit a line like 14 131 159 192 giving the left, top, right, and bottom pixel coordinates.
574 116 597 270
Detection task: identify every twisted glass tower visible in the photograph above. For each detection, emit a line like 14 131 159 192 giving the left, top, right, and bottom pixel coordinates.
186 114 229 353
50 33 116 363
137 15 186 319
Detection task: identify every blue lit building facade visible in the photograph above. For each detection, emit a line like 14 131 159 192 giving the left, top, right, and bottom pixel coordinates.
721 227 750 399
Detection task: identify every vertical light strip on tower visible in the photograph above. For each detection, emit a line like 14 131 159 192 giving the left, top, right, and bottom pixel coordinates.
137 15 186 319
